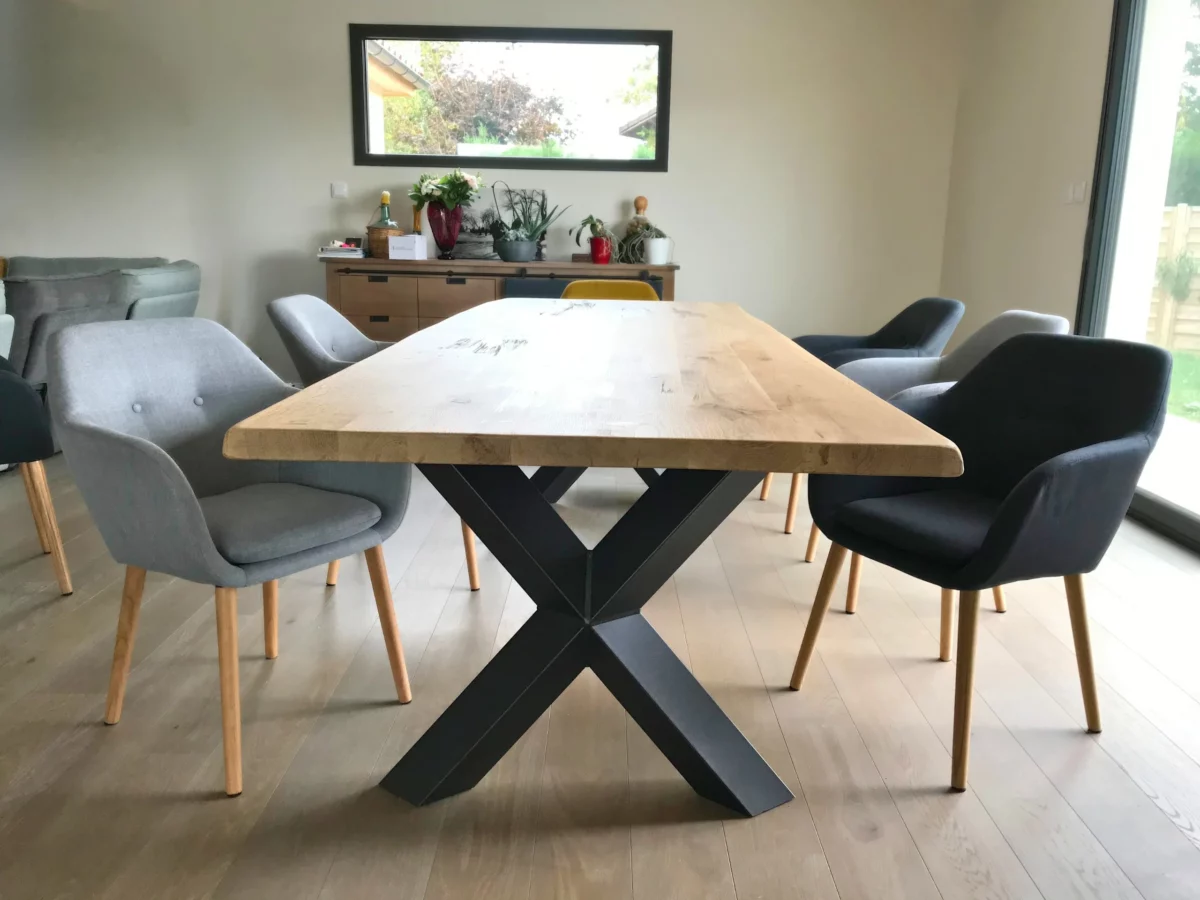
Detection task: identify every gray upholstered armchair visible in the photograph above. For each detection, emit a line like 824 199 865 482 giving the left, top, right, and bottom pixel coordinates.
4 256 200 387
835 309 1070 401
267 294 390 385
48 318 413 797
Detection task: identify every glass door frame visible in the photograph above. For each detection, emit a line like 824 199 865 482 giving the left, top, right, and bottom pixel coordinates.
1076 0 1200 552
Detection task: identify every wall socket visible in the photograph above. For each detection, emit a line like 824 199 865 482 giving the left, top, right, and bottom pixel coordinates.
330 181 349 199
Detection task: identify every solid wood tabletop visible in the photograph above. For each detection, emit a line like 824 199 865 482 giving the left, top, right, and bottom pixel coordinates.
224 299 963 476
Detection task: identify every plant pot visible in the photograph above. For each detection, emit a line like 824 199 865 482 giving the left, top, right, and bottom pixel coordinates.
644 237 671 266
426 201 463 260
590 236 613 265
495 239 537 262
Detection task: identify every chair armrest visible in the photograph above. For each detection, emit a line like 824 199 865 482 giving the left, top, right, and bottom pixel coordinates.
963 436 1152 585
835 356 942 399
887 381 955 404
820 347 923 369
279 460 413 538
0 367 54 461
54 420 245 586
792 334 869 359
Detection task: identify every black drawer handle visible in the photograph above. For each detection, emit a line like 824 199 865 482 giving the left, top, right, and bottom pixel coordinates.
446 277 467 285
368 275 388 283
369 315 389 322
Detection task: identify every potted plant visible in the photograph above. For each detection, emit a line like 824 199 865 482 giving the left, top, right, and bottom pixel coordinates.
409 170 483 260
488 182 569 262
618 221 671 265
571 216 616 265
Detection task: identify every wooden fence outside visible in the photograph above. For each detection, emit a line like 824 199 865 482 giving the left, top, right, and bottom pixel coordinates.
1149 204 1200 353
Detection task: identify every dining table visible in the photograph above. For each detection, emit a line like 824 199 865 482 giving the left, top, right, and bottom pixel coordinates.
224 297 963 818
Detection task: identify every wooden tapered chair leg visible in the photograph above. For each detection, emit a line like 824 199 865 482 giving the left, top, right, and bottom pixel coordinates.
1063 574 1102 733
103 566 148 725
365 545 412 703
950 589 981 791
25 461 72 595
462 521 481 592
991 585 1007 613
20 462 52 553
262 580 279 660
759 472 773 501
790 543 849 690
844 553 863 614
804 522 821 563
784 473 802 534
939 588 955 662
214 586 243 797
325 559 340 586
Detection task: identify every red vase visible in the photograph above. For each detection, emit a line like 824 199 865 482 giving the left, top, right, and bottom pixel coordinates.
590 236 613 265
427 201 463 259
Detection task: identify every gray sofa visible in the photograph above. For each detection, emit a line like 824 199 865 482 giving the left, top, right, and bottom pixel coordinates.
3 256 200 386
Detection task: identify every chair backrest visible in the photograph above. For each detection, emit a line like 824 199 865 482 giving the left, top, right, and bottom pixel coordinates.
561 279 660 301
868 297 964 355
931 333 1171 499
121 260 202 320
49 318 288 498
938 310 1069 382
268 294 379 386
0 354 54 464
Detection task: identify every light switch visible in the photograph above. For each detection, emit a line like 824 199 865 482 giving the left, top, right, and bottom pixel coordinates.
1074 181 1089 203
330 181 349 199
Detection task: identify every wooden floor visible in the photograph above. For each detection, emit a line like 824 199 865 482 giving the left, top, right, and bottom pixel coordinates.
3 461 1200 899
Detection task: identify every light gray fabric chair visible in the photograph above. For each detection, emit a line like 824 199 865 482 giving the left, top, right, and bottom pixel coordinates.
48 318 413 797
267 294 389 385
835 310 1071 401
268 293 483 592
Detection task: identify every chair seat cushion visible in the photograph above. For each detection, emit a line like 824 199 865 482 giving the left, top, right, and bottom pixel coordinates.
837 489 1000 567
199 483 381 565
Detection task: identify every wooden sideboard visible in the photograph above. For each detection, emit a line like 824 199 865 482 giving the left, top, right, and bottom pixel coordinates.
322 257 680 341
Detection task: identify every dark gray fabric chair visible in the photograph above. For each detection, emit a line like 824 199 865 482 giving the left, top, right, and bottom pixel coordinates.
792 296 965 368
268 294 483 591
267 294 389 385
0 355 71 594
4 256 201 387
48 318 413 797
789 333 1172 791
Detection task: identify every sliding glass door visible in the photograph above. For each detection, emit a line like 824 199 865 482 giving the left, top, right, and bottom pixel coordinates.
1080 0 1200 546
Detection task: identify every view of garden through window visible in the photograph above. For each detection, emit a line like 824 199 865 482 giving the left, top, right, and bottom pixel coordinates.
363 38 661 162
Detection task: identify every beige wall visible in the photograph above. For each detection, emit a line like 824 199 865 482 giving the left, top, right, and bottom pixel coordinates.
939 0 1115 341
0 0 970 374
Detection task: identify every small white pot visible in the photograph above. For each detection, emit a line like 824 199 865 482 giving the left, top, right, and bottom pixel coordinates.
645 237 672 265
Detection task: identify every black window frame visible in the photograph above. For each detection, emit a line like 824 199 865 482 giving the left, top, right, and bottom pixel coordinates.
348 24 673 172
1077 0 1200 552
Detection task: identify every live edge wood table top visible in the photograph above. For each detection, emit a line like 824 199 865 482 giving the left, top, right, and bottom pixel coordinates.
224 298 962 477
224 298 962 819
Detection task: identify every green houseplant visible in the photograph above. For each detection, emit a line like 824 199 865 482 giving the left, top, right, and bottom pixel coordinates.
618 220 671 265
488 182 568 262
570 216 616 264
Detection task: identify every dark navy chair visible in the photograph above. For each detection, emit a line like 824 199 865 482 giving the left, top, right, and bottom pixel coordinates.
788 334 1171 791
792 296 965 368
0 355 72 594
762 297 966 550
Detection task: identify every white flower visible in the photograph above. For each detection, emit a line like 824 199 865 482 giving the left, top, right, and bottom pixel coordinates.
463 173 478 189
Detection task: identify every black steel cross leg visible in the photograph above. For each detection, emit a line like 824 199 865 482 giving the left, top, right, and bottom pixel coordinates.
380 464 794 818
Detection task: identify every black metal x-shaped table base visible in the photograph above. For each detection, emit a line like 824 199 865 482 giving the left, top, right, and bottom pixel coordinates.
380 463 794 818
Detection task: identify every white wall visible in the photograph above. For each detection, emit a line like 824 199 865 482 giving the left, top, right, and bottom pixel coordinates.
939 0 1114 340
0 0 971 374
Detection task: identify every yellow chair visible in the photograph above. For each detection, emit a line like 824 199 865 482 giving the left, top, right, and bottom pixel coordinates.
561 279 659 301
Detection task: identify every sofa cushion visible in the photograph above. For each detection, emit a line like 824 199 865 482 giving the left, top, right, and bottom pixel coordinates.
837 489 1001 567
199 482 381 565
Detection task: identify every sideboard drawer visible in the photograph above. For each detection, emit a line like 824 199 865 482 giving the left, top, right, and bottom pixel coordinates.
418 277 497 318
340 275 419 317
347 314 419 342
